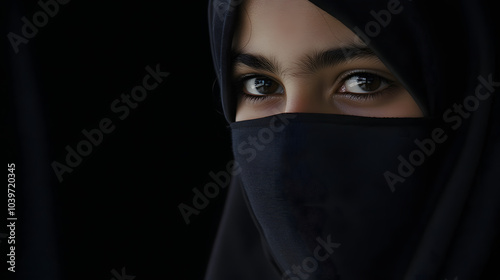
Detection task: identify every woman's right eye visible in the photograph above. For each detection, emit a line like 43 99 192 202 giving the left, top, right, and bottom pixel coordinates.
241 76 284 97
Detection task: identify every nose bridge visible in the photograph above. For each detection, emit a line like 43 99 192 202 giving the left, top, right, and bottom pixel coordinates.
284 82 332 114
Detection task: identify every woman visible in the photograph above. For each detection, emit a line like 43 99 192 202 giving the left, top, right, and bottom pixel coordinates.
206 0 499 279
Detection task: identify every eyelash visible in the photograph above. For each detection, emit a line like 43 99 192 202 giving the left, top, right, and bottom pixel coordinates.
241 93 270 102
336 70 396 101
233 74 279 102
234 71 396 102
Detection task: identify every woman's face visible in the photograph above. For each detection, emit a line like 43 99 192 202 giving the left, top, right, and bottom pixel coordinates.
232 0 423 121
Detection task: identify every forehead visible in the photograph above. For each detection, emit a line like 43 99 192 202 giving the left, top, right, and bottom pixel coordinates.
233 0 360 55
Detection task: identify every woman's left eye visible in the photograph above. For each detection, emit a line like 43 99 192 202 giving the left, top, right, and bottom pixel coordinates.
339 73 391 94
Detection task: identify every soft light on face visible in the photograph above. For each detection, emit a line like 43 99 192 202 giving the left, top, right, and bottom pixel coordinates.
232 0 424 121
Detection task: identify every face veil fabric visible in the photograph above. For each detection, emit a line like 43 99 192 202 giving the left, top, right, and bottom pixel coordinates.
205 0 500 279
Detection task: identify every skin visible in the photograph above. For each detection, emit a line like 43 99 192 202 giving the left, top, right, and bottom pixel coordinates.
232 0 424 121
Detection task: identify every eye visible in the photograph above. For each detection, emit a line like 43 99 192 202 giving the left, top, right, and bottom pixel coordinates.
242 75 284 96
339 73 390 94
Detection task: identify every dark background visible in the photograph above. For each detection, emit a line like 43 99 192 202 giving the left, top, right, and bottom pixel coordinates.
4 1 232 279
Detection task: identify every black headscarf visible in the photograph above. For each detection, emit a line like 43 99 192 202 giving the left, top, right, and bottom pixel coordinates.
206 0 500 279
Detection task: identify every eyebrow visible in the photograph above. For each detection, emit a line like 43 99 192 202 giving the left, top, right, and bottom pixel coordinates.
232 45 377 76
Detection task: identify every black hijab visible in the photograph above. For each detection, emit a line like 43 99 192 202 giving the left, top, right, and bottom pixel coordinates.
206 0 500 279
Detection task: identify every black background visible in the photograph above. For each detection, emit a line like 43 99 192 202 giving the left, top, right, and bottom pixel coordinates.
4 0 232 279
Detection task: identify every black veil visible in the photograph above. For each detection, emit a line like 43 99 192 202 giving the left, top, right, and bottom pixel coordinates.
206 0 500 279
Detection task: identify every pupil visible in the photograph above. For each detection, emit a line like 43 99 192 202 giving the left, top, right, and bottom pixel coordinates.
357 74 381 91
255 78 275 94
